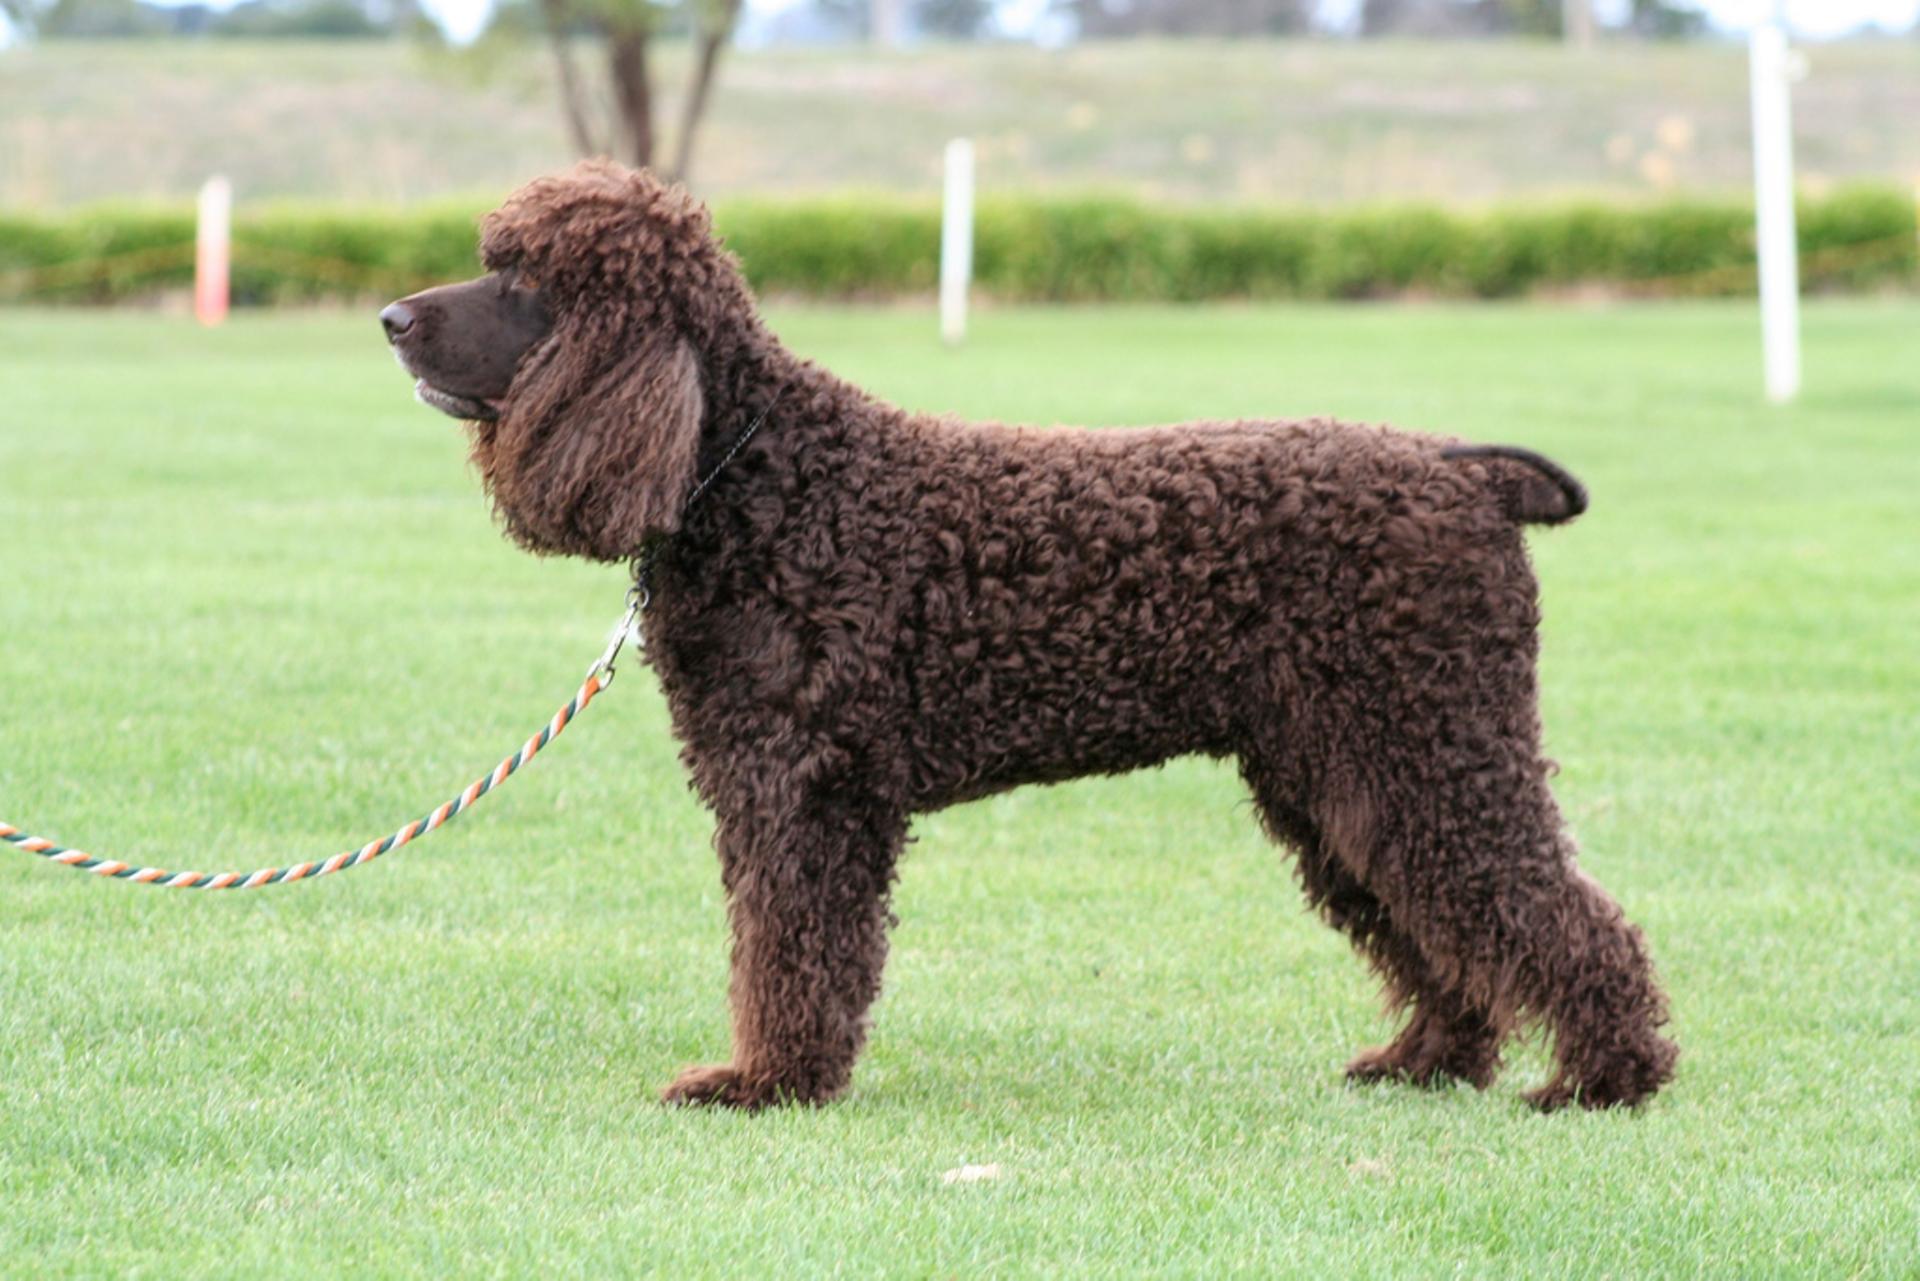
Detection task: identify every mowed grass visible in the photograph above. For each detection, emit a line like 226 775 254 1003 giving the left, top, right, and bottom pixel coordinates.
1 301 1916 1276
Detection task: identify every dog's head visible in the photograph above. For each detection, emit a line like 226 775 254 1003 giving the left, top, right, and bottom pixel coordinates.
383 161 743 562
380 271 549 423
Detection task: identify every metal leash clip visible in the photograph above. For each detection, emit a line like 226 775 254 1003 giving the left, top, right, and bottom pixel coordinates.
588 596 645 684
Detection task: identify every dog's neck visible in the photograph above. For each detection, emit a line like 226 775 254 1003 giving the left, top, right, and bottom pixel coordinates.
691 330 800 471
637 329 885 620
689 321 887 474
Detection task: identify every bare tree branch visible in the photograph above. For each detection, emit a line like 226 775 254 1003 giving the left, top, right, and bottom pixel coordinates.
522 0 732 180
539 0 603 157
667 0 742 184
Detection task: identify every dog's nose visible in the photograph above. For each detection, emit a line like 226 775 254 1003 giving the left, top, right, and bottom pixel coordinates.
379 301 415 343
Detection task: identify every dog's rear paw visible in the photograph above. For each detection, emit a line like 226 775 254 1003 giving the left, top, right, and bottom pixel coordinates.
660 1064 800 1111
1524 1065 1673 1112
1526 1036 1678 1111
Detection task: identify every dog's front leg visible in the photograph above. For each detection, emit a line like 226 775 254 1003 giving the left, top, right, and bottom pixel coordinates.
662 794 906 1110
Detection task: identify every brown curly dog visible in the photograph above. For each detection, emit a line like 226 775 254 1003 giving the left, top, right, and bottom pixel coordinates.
381 161 1677 1112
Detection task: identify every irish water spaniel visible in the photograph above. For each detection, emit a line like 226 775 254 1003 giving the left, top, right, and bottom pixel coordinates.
380 161 1677 1112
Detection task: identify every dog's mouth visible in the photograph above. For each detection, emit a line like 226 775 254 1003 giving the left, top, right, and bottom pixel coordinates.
414 379 504 423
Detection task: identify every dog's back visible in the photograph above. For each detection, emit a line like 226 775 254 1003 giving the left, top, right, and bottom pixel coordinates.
880 416 1580 808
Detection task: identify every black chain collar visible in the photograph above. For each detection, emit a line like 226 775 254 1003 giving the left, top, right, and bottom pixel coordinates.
626 386 784 614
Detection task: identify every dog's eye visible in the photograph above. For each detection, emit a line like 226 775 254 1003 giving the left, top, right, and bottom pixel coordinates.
514 272 540 292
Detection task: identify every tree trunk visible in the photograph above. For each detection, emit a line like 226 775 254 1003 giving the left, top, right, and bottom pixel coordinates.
668 0 741 184
608 25 655 171
539 0 600 157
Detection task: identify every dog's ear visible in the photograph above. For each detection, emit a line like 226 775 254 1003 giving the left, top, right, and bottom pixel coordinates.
563 332 705 551
481 329 705 561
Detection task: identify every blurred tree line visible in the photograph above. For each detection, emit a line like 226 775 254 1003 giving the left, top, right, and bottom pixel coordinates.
1041 1 1706 40
0 0 1721 42
2 0 424 37
787 0 1706 39
834 0 1709 40
1351 0 1704 38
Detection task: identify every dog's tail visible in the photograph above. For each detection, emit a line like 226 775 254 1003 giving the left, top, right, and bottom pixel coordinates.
1441 444 1588 526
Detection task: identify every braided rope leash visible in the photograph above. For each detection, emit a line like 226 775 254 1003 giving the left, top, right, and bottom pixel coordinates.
0 597 644 890
4 386 783 891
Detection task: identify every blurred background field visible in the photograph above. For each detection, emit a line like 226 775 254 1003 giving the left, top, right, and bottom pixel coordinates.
5 36 1920 206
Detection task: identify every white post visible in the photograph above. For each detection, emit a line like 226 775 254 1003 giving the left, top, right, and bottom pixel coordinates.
1748 12 1801 404
195 175 232 328
940 138 974 348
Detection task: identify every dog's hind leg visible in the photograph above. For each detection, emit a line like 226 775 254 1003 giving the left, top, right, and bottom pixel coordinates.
1242 759 1506 1091
1363 754 1678 1111
661 791 906 1111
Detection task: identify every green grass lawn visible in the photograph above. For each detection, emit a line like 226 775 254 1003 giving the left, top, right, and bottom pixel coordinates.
1 301 1916 1276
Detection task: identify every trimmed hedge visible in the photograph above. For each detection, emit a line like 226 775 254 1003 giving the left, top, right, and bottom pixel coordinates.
2 187 1913 305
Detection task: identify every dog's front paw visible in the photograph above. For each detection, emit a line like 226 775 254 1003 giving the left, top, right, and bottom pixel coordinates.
1344 1044 1422 1085
660 1064 789 1111
1345 1040 1497 1090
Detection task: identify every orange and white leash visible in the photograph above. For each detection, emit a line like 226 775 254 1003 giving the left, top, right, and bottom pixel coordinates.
1 594 643 890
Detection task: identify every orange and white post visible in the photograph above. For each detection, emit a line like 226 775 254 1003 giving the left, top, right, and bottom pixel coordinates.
195 175 231 327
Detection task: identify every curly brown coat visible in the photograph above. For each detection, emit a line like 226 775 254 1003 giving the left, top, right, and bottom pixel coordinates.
466 162 1677 1111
